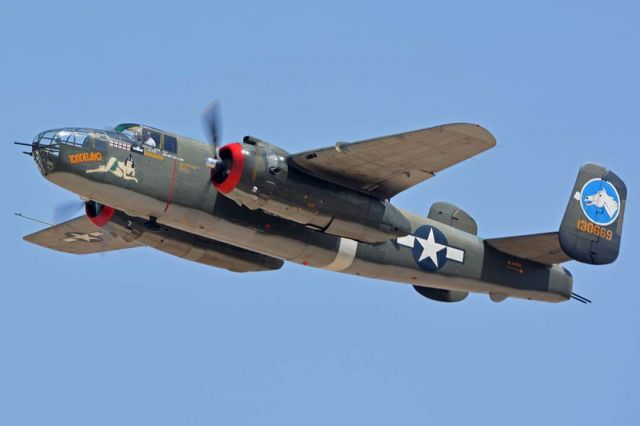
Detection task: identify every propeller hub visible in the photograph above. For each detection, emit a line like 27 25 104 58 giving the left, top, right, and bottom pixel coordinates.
205 157 222 169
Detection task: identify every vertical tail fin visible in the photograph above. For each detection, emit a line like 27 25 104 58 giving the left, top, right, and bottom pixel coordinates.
559 163 626 264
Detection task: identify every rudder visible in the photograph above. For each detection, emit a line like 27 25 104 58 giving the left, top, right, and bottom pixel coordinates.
559 163 626 264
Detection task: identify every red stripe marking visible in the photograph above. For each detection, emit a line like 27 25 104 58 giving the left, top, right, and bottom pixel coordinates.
164 159 178 212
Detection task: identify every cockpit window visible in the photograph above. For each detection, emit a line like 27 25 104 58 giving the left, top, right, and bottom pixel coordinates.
105 130 133 143
164 135 178 153
147 130 162 148
115 124 179 155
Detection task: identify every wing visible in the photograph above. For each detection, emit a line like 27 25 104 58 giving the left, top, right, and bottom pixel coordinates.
23 211 282 272
484 232 571 265
23 216 140 254
288 123 496 199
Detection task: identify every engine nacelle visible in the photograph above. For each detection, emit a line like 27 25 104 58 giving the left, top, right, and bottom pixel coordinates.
85 201 115 227
413 285 469 303
101 212 283 273
211 138 411 243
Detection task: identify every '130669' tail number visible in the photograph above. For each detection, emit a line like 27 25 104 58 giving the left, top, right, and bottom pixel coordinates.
577 218 613 240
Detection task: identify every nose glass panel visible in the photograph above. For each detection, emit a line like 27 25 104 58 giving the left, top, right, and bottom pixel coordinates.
32 130 66 175
32 129 94 175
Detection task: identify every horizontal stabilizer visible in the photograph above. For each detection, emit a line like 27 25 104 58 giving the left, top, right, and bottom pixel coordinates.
484 232 571 265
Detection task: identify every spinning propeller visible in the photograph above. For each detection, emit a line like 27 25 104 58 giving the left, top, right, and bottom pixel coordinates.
202 100 225 171
52 199 85 224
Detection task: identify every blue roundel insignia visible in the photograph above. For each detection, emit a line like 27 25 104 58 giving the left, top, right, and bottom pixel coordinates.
411 225 449 272
577 178 620 226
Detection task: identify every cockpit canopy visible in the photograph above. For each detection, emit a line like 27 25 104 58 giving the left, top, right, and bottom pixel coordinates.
115 123 178 154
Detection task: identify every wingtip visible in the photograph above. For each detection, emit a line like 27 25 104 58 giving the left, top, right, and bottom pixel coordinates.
22 233 36 244
446 123 497 148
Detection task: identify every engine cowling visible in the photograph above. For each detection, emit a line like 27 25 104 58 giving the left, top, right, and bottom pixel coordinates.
85 201 115 227
413 285 469 303
211 137 411 243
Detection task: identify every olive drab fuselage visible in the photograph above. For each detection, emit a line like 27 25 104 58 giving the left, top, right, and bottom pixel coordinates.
30 126 578 303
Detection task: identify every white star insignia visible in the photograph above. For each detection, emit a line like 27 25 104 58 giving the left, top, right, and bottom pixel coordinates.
415 229 447 267
396 229 465 266
62 232 103 243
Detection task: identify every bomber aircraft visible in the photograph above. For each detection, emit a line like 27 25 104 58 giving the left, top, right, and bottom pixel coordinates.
16 103 626 304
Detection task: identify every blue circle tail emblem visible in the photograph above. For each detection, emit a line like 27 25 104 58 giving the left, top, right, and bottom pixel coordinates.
578 179 620 226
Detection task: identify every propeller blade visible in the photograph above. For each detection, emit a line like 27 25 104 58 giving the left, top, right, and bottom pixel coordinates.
52 199 85 224
202 100 223 158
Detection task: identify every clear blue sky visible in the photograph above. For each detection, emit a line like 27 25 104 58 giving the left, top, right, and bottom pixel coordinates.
1 1 638 425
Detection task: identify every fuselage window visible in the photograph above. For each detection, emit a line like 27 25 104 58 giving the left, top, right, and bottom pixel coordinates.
164 135 178 154
93 137 108 152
